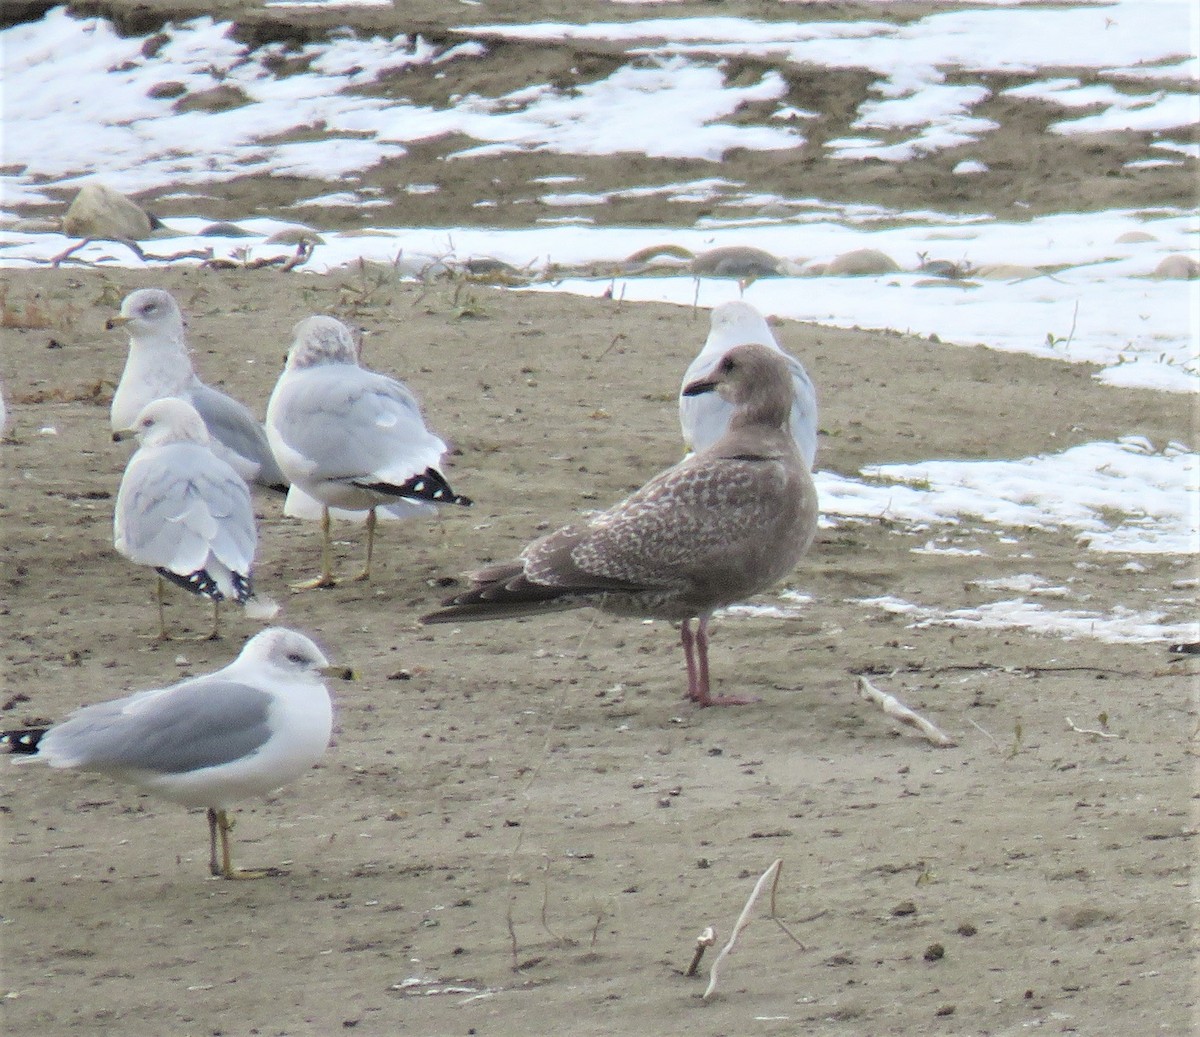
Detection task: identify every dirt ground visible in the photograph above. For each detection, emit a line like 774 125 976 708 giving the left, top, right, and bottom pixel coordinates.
2 3 1198 1036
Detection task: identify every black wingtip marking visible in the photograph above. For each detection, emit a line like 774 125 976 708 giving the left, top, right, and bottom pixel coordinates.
231 572 253 605
355 468 473 507
2 728 48 754
157 567 224 601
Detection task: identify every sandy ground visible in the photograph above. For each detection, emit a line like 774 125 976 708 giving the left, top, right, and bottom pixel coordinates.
2 3 1198 1035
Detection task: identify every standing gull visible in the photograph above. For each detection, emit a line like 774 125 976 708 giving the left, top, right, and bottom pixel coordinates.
109 288 289 492
114 397 259 640
3 628 341 880
423 343 818 707
266 315 472 589
680 300 819 469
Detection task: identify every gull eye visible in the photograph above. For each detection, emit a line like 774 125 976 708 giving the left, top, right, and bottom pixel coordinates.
286 651 308 665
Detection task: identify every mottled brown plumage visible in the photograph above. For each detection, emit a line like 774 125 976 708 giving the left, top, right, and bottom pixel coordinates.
422 343 818 706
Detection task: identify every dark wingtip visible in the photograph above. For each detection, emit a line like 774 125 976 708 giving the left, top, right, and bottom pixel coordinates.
156 566 224 601
2 729 48 754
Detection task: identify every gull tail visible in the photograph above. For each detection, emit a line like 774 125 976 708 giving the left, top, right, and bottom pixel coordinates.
156 567 252 604
421 564 581 624
354 467 473 507
156 566 224 601
2 728 48 755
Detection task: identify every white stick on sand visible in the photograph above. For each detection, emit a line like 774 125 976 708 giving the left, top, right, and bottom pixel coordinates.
703 858 783 1000
856 676 958 748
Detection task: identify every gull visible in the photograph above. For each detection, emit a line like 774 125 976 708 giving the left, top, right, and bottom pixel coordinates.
680 300 819 469
423 343 818 706
109 288 288 492
3 628 343 880
265 315 472 589
114 397 259 640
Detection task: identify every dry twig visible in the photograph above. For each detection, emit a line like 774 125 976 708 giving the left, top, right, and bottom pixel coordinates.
857 676 957 747
1066 716 1119 739
703 858 782 1000
686 927 716 977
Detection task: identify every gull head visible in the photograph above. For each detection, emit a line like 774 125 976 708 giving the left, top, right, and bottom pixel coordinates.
117 396 210 447
682 343 793 430
107 288 185 343
708 301 775 345
285 316 359 371
239 627 353 681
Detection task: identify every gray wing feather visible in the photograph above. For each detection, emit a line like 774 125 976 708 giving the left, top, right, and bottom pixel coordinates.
272 366 446 483
39 679 273 775
115 444 256 575
187 382 287 489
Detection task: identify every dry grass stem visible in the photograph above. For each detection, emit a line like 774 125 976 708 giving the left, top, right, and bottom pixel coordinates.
703 858 783 1000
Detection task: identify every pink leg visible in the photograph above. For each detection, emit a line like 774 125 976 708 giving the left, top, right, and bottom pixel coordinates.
692 615 760 707
680 619 700 701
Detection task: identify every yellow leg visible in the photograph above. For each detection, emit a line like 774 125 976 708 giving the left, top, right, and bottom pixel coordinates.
155 576 171 641
291 506 337 590
353 508 377 582
208 599 221 640
214 809 284 881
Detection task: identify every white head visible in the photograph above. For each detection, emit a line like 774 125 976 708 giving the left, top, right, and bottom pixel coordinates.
285 316 359 371
123 397 210 448
705 301 778 355
110 289 186 345
239 627 333 677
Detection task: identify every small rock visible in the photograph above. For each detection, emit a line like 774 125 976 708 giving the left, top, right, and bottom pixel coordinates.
62 183 154 241
173 84 252 114
924 942 945 961
147 81 187 100
974 263 1044 281
7 217 61 234
199 221 254 238
826 248 901 276
1153 254 1199 280
1115 230 1157 243
265 227 326 247
691 245 782 278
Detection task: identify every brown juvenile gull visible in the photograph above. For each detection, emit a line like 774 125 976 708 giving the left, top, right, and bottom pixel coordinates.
265 316 472 589
681 301 819 470
109 288 289 493
422 343 818 707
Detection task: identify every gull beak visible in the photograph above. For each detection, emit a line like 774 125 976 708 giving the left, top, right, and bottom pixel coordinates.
105 315 131 330
319 664 357 681
112 427 136 442
682 375 719 397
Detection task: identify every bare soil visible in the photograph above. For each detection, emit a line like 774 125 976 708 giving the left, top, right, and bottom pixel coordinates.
1 3 1197 1035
